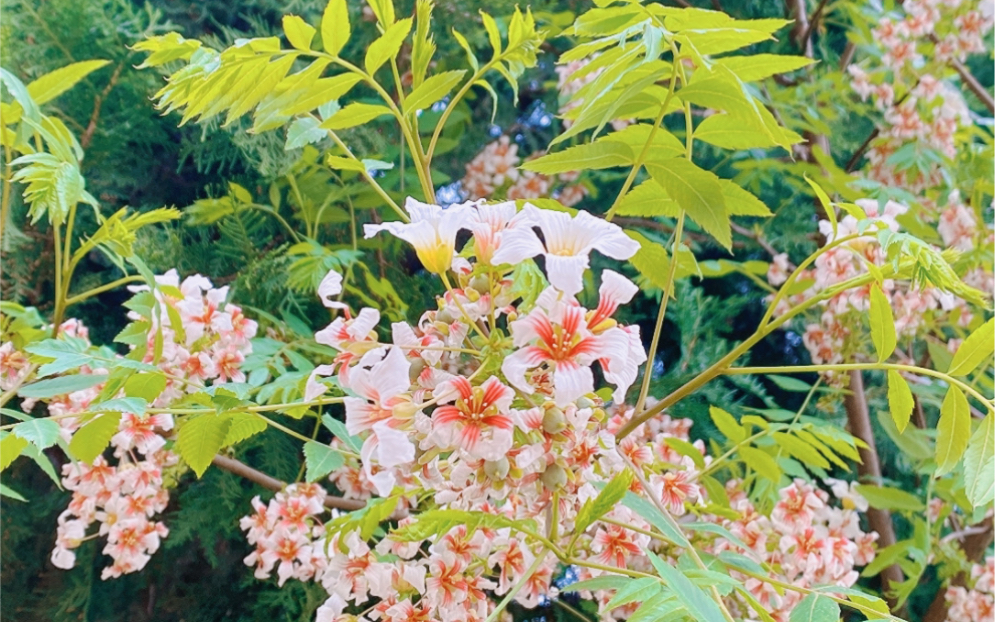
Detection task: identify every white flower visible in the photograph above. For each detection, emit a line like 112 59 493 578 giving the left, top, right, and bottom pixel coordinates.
317 269 348 309
492 205 640 296
364 197 474 274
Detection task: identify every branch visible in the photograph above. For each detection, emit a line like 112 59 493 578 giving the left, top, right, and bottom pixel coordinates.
81 63 123 151
799 0 831 48
922 515 994 622
950 58 995 114
786 0 814 58
844 371 905 610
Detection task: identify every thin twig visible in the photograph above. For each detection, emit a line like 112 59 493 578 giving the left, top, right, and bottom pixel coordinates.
80 63 123 151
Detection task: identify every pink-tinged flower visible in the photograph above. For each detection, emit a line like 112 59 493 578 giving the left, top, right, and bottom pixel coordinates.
344 347 412 436
259 527 313 586
465 201 529 265
492 205 640 296
426 553 469 609
591 522 648 568
488 538 532 595
316 307 381 351
176 285 232 345
768 253 791 286
516 558 555 609
364 198 474 274
111 413 173 455
433 376 515 461
318 269 348 310
650 465 700 516
212 347 246 383
772 480 825 534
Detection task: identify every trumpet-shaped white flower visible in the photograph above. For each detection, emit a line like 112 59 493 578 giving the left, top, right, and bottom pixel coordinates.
491 205 639 296
364 198 474 274
317 269 348 310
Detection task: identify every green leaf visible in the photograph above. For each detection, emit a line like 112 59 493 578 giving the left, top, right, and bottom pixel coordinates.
321 0 350 56
767 375 812 392
616 180 679 218
177 414 232 478
646 159 729 250
804 175 836 238
853 484 923 512
277 72 362 118
887 371 914 434
964 413 995 508
19 373 107 399
223 412 268 446
739 446 781 483
320 103 393 130
710 406 745 443
577 469 633 533
947 318 994 376
304 440 345 482
694 113 781 150
563 575 633 593
365 18 413 75
599 123 685 161
789 594 840 622
123 372 167 402
12 418 60 450
91 397 147 416
0 483 26 501
719 180 772 216
522 142 633 175
773 432 830 470
323 414 363 454
403 70 466 114
647 551 727 622
367 0 395 26
715 54 815 82
286 117 326 150
622 491 691 548
605 577 663 610
868 285 896 362
0 434 29 471
283 15 316 51
27 60 111 106
68 413 121 463
936 386 971 476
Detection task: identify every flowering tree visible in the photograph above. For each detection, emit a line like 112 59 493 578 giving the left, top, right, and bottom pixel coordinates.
1 0 992 621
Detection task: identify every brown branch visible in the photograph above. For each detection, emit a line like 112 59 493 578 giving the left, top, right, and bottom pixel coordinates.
950 58 995 114
786 0 814 58
800 0 831 47
730 221 779 258
80 63 123 151
212 454 371 512
922 515 994 622
839 42 857 72
845 370 905 609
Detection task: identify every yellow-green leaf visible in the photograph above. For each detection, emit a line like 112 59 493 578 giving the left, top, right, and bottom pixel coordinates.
304 440 345 482
948 318 995 376
646 159 730 250
0 434 29 471
709 406 745 443
177 414 232 478
404 70 466 114
694 113 780 150
869 285 896 362
68 413 121 463
278 73 363 118
616 180 679 217
719 179 771 216
27 60 111 106
283 15 316 51
887 371 914 434
936 386 970 476
321 0 350 57
715 54 815 82
365 18 413 75
739 446 781 483
803 175 836 238
320 103 393 130
124 371 167 402
964 413 994 508
223 412 268 446
522 142 633 175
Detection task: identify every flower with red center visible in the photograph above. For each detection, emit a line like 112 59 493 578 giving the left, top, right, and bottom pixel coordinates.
591 523 645 568
772 480 825 535
650 466 699 516
433 376 514 461
112 413 173 455
426 553 468 609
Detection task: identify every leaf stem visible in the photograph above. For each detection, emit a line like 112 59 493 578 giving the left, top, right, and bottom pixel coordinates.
65 275 146 306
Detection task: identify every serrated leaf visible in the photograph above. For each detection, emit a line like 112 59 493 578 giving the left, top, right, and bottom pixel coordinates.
936 386 970 476
177 414 232 478
576 469 633 534
286 117 326 150
739 446 781 483
719 180 771 216
68 413 121 463
715 54 815 82
887 371 914 434
646 159 729 250
964 413 994 507
789 594 840 622
0 434 29 471
283 15 316 51
773 432 830 470
19 373 107 399
365 18 412 75
869 285 896 362
563 575 633 593
694 113 782 150
27 60 111 106
804 175 836 238
320 103 393 130
12 418 61 450
91 397 147 416
948 318 994 376
616 180 679 218
622 491 691 548
123 372 167 402
404 70 466 113
321 0 350 56
522 142 633 175
223 412 268 446
709 406 745 443
304 440 345 482
605 577 662 610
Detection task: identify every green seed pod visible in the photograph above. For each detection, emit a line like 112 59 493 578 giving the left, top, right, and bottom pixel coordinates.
542 407 567 434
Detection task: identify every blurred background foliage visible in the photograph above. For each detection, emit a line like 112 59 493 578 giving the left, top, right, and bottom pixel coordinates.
0 0 991 620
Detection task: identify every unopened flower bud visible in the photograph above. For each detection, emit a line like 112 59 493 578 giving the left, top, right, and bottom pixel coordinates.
436 308 455 324
575 396 595 409
542 407 567 434
541 464 568 490
469 275 490 293
392 402 420 421
465 288 481 302
484 457 510 481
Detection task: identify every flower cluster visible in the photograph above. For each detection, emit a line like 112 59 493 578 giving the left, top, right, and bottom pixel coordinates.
46 272 257 579
461 136 588 206
847 0 992 192
235 198 879 622
946 557 995 622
